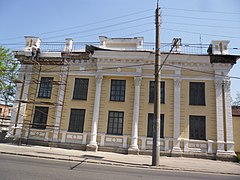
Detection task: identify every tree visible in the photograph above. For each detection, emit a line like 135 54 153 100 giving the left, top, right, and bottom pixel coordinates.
232 91 240 106
0 46 19 105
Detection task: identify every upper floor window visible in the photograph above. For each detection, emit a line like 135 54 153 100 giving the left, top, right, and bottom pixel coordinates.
149 81 165 104
189 82 205 105
189 115 206 140
110 80 126 102
32 106 49 129
107 111 124 135
38 77 53 98
147 113 164 138
68 109 85 133
72 78 89 100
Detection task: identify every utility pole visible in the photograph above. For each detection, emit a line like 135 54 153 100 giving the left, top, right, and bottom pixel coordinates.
152 0 161 166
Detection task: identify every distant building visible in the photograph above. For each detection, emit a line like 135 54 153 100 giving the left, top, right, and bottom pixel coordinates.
232 106 240 153
8 36 240 159
0 104 12 132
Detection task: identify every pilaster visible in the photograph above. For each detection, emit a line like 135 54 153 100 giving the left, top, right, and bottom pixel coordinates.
223 79 235 154
53 65 68 142
215 78 225 153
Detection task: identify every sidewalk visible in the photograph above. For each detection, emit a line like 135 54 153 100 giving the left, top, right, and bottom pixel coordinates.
0 143 239 175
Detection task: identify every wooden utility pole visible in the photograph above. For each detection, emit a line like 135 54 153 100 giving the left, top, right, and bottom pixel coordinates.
152 0 161 166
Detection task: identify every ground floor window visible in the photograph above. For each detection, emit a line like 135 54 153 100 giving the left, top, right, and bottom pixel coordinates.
147 113 164 138
189 115 206 140
68 109 85 133
32 106 49 129
107 111 124 135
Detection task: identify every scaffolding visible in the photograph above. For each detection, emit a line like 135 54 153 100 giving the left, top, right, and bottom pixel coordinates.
13 50 70 146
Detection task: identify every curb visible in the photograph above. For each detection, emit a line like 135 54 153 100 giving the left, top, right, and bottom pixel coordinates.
1 151 240 176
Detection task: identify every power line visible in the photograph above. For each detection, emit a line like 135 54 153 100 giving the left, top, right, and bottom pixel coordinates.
164 21 240 30
161 27 240 39
0 9 154 42
164 14 240 23
43 15 154 40
161 7 240 15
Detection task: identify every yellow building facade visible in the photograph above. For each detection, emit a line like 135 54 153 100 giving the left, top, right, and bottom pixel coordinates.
9 36 239 158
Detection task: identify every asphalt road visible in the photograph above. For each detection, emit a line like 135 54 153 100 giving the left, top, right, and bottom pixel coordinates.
0 154 239 180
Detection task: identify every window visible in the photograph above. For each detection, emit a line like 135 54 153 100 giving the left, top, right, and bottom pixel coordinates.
107 111 124 135
189 115 206 140
32 107 49 129
189 82 205 105
0 108 2 115
72 78 89 100
147 113 164 138
149 81 165 104
38 77 53 98
68 109 85 133
110 80 126 102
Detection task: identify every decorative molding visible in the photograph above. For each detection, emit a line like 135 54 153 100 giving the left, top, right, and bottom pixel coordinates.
174 78 181 88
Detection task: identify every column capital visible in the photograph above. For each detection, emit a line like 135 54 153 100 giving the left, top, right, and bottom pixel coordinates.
223 79 231 92
95 74 103 84
215 79 223 89
174 78 181 88
134 76 142 86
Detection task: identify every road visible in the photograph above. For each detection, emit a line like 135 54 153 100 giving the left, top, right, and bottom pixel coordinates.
0 154 238 180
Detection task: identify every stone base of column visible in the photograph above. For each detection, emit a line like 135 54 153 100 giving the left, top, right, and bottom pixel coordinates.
172 139 182 152
86 142 98 152
128 146 139 155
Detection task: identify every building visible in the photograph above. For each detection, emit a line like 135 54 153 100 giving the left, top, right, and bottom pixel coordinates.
0 103 12 141
232 106 240 154
8 36 240 159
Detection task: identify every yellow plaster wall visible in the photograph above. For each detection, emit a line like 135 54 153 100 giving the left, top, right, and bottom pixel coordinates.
98 76 134 135
180 80 216 140
60 75 95 132
138 78 174 138
233 116 240 152
23 65 61 127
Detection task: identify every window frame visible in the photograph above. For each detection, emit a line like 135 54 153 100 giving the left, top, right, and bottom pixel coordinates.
189 82 205 106
149 81 165 104
110 80 126 102
189 115 206 140
32 106 49 129
107 111 124 135
72 78 89 100
147 113 164 138
68 108 86 133
38 77 53 98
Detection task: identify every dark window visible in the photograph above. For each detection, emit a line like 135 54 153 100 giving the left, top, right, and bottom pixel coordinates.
147 113 164 138
149 81 165 104
32 107 49 129
189 115 206 140
107 111 124 135
72 78 89 100
189 82 205 105
68 109 85 133
0 108 2 115
38 77 53 98
110 80 126 102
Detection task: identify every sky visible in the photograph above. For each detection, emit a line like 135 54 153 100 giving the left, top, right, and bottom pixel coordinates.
0 0 239 99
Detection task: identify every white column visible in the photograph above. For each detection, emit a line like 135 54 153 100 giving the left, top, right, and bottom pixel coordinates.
15 65 33 138
87 74 103 150
215 78 225 153
129 77 142 150
223 79 235 153
53 65 68 141
172 78 182 152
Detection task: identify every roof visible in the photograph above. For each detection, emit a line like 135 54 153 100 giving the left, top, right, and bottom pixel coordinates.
232 106 240 116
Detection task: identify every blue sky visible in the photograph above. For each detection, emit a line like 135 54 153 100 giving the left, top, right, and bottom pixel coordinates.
0 0 239 99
